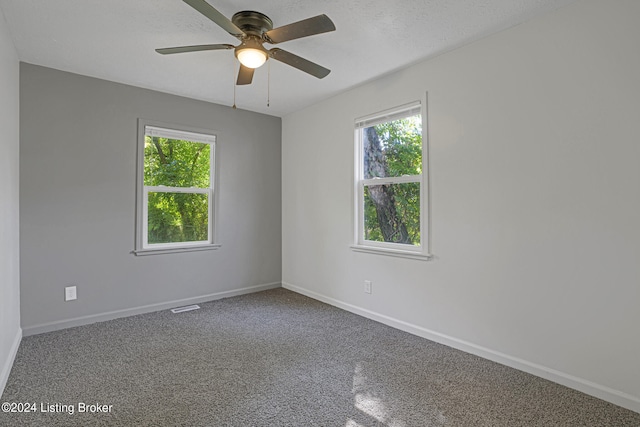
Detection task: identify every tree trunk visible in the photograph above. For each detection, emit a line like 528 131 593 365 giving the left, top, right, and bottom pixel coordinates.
363 127 410 244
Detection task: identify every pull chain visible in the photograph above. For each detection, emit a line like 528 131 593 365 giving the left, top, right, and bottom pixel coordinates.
267 59 270 108
232 60 237 109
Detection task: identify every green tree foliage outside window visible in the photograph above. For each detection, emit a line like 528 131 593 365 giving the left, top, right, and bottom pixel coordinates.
144 136 211 244
363 115 422 245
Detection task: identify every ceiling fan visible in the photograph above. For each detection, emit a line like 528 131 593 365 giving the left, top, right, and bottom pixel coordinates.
156 0 336 86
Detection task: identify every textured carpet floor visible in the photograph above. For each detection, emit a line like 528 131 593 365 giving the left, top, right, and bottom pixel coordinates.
1 288 639 426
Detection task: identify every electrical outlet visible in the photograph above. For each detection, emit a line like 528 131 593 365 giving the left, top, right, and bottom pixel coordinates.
364 280 372 294
65 286 77 301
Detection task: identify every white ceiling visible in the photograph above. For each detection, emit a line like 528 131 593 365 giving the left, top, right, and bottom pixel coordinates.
0 0 575 117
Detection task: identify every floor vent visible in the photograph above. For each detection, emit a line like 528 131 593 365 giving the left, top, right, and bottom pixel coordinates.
171 304 201 314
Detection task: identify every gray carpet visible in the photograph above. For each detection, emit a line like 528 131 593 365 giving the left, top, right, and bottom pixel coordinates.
1 288 639 426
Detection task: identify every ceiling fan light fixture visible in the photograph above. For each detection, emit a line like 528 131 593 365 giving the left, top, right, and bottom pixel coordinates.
236 47 268 68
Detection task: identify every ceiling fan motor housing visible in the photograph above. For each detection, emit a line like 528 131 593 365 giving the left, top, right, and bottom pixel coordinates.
231 11 273 36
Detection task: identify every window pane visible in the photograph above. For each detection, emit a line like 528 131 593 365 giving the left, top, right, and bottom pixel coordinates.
364 183 420 245
363 113 422 179
147 192 208 244
144 137 210 188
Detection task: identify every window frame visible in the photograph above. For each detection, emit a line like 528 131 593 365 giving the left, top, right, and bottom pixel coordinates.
351 98 432 260
134 119 221 256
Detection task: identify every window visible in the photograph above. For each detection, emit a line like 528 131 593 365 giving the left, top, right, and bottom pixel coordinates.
353 101 430 259
135 121 219 255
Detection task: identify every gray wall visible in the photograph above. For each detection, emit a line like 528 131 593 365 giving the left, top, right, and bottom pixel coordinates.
282 0 640 412
20 64 282 333
0 11 21 395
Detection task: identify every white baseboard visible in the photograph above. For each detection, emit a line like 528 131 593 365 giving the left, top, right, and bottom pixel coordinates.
0 327 22 398
23 282 281 337
282 281 640 414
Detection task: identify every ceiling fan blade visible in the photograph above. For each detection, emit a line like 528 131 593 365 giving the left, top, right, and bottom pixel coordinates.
236 64 255 85
264 14 335 44
269 48 330 79
183 0 244 38
156 44 234 55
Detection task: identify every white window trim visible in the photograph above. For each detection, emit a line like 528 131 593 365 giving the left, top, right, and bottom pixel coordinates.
133 119 221 256
351 96 432 260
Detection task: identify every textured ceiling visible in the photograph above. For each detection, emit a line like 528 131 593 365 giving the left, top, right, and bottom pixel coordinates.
0 0 575 117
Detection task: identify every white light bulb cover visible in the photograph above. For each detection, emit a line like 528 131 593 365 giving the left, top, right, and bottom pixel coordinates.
237 48 267 69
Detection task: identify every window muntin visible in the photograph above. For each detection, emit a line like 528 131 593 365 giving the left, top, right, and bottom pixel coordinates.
355 102 425 252
137 124 216 252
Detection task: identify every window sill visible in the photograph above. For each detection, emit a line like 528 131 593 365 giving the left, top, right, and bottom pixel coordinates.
350 244 433 261
132 244 221 256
